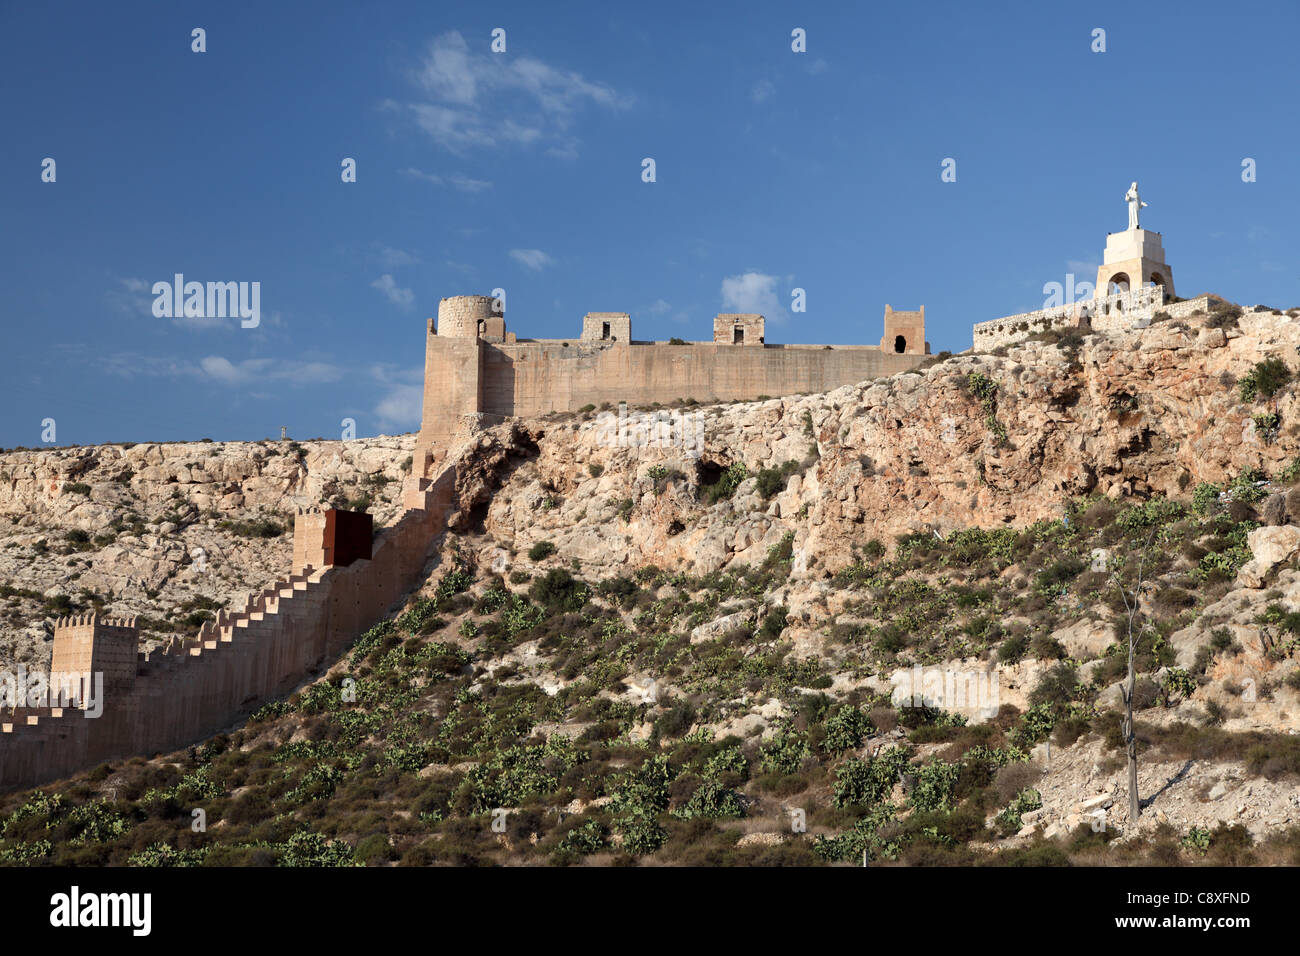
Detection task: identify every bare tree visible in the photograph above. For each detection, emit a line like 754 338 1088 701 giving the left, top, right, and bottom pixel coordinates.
1111 544 1152 825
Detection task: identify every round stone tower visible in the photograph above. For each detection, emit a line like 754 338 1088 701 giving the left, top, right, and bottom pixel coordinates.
436 295 496 338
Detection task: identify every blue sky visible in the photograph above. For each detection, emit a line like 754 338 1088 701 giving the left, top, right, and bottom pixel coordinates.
2 0 1297 447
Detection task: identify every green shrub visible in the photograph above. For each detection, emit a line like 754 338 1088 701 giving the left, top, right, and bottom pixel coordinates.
527 567 586 616
1192 482 1222 514
821 705 873 753
1238 358 1292 403
759 724 812 775
703 463 748 505
831 746 911 808
909 759 961 812
672 779 744 819
528 541 556 561
1253 412 1281 443
755 461 800 499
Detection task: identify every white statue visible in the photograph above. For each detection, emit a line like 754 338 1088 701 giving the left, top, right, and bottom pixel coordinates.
1125 181 1147 230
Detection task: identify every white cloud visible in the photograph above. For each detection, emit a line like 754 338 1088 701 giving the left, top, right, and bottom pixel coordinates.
375 245 419 269
721 271 784 319
199 356 255 385
448 173 493 192
371 274 415 309
509 248 555 272
752 79 775 104
198 356 344 387
399 31 629 156
399 166 493 192
104 276 156 318
374 384 424 430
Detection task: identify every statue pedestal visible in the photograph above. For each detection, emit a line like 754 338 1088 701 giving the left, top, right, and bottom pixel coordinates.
1097 228 1175 298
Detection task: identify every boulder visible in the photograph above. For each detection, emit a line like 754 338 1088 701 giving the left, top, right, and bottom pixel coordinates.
1248 524 1300 568
1051 619 1114 659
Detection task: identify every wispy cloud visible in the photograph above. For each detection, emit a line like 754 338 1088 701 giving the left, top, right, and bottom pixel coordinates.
374 384 423 430
751 79 775 104
57 344 342 389
645 298 690 324
509 248 554 272
399 167 492 192
375 245 420 269
104 276 158 319
368 364 425 430
393 30 629 157
198 356 344 387
371 274 415 309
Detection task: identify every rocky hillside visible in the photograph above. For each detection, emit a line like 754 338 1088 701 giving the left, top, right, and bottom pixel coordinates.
3 302 1300 866
0 435 414 670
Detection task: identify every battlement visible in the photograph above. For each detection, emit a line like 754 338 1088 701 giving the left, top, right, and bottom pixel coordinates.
50 614 140 684
292 506 373 573
53 614 138 629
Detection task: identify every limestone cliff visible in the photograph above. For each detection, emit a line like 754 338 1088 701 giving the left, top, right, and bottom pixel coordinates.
452 308 1300 580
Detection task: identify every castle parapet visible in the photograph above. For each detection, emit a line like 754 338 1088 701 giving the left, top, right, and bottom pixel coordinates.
292 506 373 573
49 613 140 702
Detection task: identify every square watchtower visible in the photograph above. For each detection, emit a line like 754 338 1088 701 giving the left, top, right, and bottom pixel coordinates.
50 613 140 701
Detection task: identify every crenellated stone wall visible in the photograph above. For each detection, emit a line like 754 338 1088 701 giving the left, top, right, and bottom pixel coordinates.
0 468 458 792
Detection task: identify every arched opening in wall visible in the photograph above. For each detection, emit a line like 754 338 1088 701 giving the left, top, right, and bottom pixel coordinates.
1108 273 1130 296
477 319 486 337
733 327 745 345
601 322 611 340
1149 272 1165 292
893 335 906 353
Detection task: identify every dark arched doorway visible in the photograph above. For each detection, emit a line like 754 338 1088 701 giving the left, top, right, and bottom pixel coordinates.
893 335 906 353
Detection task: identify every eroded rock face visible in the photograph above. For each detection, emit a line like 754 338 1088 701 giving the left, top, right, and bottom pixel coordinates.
455 311 1300 581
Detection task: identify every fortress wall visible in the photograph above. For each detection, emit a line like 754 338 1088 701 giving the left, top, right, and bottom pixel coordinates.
971 291 1217 352
418 331 482 459
0 467 459 793
478 342 928 419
